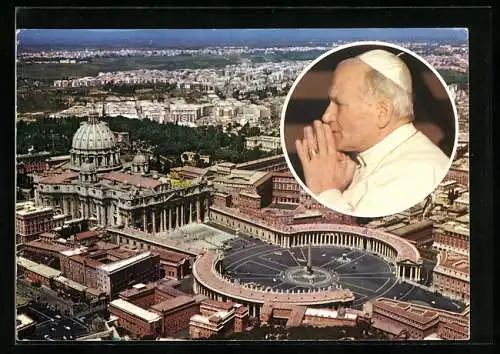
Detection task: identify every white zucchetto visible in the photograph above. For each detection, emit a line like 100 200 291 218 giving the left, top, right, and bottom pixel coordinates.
357 49 412 93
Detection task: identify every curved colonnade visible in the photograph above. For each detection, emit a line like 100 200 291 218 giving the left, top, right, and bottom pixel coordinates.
193 251 356 318
209 206 422 279
192 206 424 317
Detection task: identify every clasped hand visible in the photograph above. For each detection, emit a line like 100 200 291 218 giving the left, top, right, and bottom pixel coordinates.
295 120 356 195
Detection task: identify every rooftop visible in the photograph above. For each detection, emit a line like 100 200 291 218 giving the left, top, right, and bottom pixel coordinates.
305 308 357 320
173 165 207 176
210 167 268 186
17 257 62 278
86 287 105 297
108 227 203 256
235 154 284 169
47 155 71 162
54 275 87 292
456 214 470 225
150 295 195 313
201 299 235 311
75 230 100 241
102 171 162 189
436 252 469 275
16 203 53 216
440 180 457 187
374 298 468 325
99 251 153 273
119 282 155 298
246 135 280 142
239 191 261 199
440 221 470 236
190 314 212 325
59 246 89 257
391 220 434 237
69 254 103 269
371 318 404 336
155 283 188 298
38 172 78 185
153 249 188 263
384 222 409 232
16 256 39 269
293 211 323 219
374 300 439 325
455 192 469 205
24 239 71 252
110 298 161 323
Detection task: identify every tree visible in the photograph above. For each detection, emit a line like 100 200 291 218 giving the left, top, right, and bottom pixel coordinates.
17 115 272 165
91 316 106 332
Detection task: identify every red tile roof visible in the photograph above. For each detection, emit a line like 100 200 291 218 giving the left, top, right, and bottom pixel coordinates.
107 248 137 260
155 284 186 298
86 287 106 297
39 172 78 184
235 305 249 316
119 283 156 298
374 301 439 325
24 240 70 252
75 230 100 241
153 249 188 263
371 318 405 336
201 299 235 311
176 166 207 178
69 254 102 269
150 295 195 313
437 252 469 274
441 321 469 336
103 171 162 189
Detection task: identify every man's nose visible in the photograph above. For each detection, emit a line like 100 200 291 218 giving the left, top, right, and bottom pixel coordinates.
321 103 336 124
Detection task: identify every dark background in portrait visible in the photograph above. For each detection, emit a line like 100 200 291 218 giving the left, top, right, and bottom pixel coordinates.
283 44 457 183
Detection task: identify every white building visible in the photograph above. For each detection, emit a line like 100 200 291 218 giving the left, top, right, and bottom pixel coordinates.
245 136 281 152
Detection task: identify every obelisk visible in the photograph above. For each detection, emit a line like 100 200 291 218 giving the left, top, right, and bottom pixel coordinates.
307 243 312 274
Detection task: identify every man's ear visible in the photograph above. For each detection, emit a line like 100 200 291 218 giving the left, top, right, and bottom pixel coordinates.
376 99 393 128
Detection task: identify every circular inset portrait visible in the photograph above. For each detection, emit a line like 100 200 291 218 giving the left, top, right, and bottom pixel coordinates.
281 41 458 218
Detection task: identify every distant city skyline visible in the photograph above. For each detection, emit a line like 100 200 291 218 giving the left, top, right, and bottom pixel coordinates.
18 28 468 49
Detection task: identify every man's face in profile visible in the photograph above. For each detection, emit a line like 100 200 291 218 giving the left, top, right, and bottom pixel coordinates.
321 60 379 153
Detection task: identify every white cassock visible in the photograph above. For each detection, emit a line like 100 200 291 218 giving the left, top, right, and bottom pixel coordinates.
317 123 450 217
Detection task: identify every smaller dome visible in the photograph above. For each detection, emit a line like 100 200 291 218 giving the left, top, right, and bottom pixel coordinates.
132 152 147 165
80 158 96 173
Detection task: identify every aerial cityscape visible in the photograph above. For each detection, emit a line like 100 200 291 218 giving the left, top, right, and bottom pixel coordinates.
15 28 469 341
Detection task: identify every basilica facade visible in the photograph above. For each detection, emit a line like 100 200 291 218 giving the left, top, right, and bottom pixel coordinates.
33 111 212 232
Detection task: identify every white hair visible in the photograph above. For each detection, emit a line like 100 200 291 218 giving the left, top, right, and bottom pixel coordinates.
365 68 414 119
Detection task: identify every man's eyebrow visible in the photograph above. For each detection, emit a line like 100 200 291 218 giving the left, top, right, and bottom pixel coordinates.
328 88 342 102
327 86 336 99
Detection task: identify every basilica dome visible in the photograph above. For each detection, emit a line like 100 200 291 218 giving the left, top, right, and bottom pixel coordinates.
72 121 116 151
69 110 122 173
